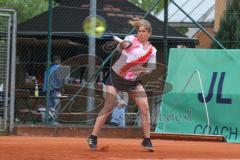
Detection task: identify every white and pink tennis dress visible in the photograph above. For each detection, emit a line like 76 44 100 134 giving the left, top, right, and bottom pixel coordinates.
112 35 157 81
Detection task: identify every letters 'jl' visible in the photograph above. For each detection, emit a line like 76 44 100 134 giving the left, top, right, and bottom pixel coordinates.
198 72 232 104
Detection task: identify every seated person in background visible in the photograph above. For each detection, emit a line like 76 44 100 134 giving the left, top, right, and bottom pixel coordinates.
42 56 63 123
110 91 129 127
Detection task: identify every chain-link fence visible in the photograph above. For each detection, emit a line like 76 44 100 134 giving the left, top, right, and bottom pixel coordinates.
156 0 240 49
8 0 236 128
15 35 170 126
0 9 16 134
0 13 10 133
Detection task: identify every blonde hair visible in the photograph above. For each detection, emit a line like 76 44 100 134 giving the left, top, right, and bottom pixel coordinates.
128 18 152 33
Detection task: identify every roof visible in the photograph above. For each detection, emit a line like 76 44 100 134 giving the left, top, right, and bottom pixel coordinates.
17 0 195 41
156 0 215 27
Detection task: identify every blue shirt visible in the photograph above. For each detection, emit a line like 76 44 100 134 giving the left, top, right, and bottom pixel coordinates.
43 64 63 92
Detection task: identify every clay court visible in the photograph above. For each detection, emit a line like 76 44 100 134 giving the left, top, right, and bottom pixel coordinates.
0 136 240 160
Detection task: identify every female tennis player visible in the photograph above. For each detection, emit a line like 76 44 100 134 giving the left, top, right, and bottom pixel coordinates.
88 18 157 151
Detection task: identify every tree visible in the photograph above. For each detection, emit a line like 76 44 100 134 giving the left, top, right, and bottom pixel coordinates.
0 0 49 23
212 0 240 49
128 0 165 15
0 0 164 24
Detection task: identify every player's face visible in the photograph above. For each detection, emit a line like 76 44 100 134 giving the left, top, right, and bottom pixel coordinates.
137 26 151 43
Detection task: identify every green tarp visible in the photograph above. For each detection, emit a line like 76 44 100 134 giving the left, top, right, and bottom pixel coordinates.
155 48 240 142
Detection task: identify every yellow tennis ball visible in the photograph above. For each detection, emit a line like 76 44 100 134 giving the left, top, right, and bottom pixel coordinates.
96 26 105 33
83 15 106 38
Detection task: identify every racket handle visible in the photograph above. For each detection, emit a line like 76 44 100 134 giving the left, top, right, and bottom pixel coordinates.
113 36 123 43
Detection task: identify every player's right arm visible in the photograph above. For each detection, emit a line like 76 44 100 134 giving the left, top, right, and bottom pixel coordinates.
113 36 132 50
119 41 132 50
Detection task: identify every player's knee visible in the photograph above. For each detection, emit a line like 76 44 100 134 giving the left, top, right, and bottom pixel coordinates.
101 104 115 114
140 106 149 115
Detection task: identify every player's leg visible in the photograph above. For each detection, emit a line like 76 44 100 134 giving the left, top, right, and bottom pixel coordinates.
129 84 153 151
92 85 118 135
88 85 118 149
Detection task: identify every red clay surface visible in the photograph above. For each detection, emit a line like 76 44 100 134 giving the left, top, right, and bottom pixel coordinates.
0 136 240 160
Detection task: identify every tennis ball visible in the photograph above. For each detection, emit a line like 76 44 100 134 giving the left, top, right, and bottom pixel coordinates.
96 26 105 33
83 15 106 38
